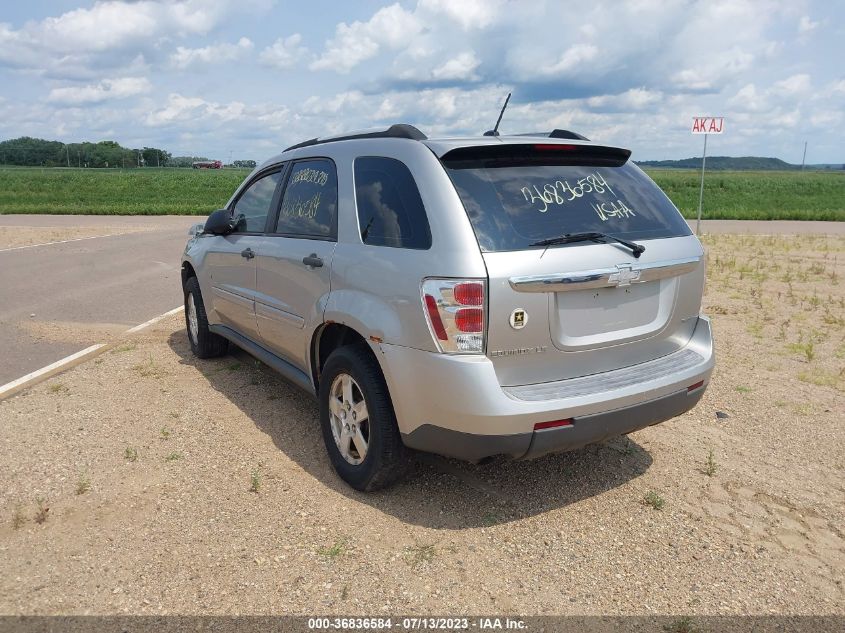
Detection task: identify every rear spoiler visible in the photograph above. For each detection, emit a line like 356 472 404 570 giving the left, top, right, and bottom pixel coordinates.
440 143 632 169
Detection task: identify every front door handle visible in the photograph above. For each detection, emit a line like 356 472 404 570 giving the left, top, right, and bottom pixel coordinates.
302 254 323 268
241 248 255 260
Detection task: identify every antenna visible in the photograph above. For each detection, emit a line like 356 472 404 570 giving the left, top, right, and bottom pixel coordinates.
484 92 511 137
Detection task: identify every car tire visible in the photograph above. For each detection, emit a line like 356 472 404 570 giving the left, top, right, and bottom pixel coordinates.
319 343 409 491
184 276 228 359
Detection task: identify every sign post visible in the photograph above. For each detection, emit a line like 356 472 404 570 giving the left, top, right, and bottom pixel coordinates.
691 117 724 235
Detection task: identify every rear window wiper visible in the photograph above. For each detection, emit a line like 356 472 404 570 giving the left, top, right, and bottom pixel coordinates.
530 231 645 258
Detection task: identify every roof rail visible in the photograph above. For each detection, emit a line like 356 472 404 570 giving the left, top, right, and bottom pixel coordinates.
511 129 591 141
284 124 427 152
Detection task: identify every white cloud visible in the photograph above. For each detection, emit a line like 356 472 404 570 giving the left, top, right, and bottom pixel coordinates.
798 15 819 34
587 88 662 110
541 44 598 76
0 1 241 77
773 73 811 95
47 77 152 104
259 34 307 70
171 37 253 70
145 93 246 126
418 0 504 30
302 91 364 115
672 47 755 91
431 51 481 81
310 3 422 73
809 109 843 127
729 83 766 112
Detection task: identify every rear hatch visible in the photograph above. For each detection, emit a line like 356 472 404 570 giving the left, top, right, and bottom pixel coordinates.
439 141 705 387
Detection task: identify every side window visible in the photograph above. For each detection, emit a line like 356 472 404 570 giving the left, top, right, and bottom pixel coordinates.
276 159 337 238
231 170 282 233
354 157 431 250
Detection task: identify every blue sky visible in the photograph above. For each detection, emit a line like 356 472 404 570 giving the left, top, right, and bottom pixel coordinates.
0 0 843 164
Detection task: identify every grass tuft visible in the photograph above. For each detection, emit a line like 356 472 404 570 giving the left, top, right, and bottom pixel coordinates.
34 498 49 524
643 491 665 510
704 449 718 477
250 469 261 493
12 505 27 529
318 539 347 560
75 472 91 495
403 543 436 568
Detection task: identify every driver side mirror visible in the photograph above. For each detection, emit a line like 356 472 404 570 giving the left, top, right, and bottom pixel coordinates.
204 208 234 235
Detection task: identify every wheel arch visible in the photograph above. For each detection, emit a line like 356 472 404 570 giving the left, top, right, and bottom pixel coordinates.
310 322 383 391
181 260 197 289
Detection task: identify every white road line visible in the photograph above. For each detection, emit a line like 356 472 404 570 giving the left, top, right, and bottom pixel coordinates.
125 306 183 333
0 304 184 400
0 233 125 253
0 344 106 399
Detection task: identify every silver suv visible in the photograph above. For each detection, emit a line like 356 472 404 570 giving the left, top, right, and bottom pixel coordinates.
181 124 714 491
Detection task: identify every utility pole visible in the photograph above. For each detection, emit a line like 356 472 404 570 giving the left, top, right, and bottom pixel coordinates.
801 141 807 171
66 144 70 168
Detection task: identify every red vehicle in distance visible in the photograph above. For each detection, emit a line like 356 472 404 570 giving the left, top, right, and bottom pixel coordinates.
192 160 223 169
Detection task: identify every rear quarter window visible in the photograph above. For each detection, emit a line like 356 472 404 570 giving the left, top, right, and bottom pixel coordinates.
443 157 691 252
354 157 432 250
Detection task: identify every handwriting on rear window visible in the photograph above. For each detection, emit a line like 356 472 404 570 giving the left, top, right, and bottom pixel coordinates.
520 172 615 214
591 199 636 221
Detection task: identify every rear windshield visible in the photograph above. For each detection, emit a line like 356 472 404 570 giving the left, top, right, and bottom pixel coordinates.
442 157 691 252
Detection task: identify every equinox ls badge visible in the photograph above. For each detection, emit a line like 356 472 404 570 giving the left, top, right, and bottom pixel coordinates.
608 263 641 287
490 346 547 357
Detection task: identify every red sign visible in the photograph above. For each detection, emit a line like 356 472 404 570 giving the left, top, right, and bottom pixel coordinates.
692 117 724 134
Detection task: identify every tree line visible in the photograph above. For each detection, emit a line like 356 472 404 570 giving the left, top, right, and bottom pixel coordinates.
0 137 256 169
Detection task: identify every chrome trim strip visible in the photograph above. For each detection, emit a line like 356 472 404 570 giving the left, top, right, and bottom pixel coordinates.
508 256 700 292
504 347 705 401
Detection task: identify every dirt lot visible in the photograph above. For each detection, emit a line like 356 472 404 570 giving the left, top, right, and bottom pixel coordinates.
0 226 151 250
0 234 842 616
0 215 196 250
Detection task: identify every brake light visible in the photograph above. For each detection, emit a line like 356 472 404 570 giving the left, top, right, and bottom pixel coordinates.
533 144 577 151
421 279 486 354
454 282 483 305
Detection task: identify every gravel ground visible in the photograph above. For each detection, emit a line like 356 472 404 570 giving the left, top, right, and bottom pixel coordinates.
0 226 150 250
0 234 842 616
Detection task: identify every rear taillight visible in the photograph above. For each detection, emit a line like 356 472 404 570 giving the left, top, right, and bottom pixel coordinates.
421 279 486 354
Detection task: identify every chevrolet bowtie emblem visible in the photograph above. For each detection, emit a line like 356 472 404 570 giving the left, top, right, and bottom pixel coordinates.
608 264 641 287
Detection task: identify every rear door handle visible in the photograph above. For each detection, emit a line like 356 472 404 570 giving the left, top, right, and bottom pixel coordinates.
302 254 323 268
241 248 255 260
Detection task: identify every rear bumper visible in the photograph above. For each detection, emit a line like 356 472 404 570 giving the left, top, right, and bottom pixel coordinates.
379 316 713 462
404 387 704 461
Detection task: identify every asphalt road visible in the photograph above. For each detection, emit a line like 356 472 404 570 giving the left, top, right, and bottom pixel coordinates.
0 215 842 387
0 216 195 385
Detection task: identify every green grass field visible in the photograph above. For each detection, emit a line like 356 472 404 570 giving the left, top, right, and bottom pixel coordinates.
0 167 250 215
0 165 842 220
647 169 844 221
